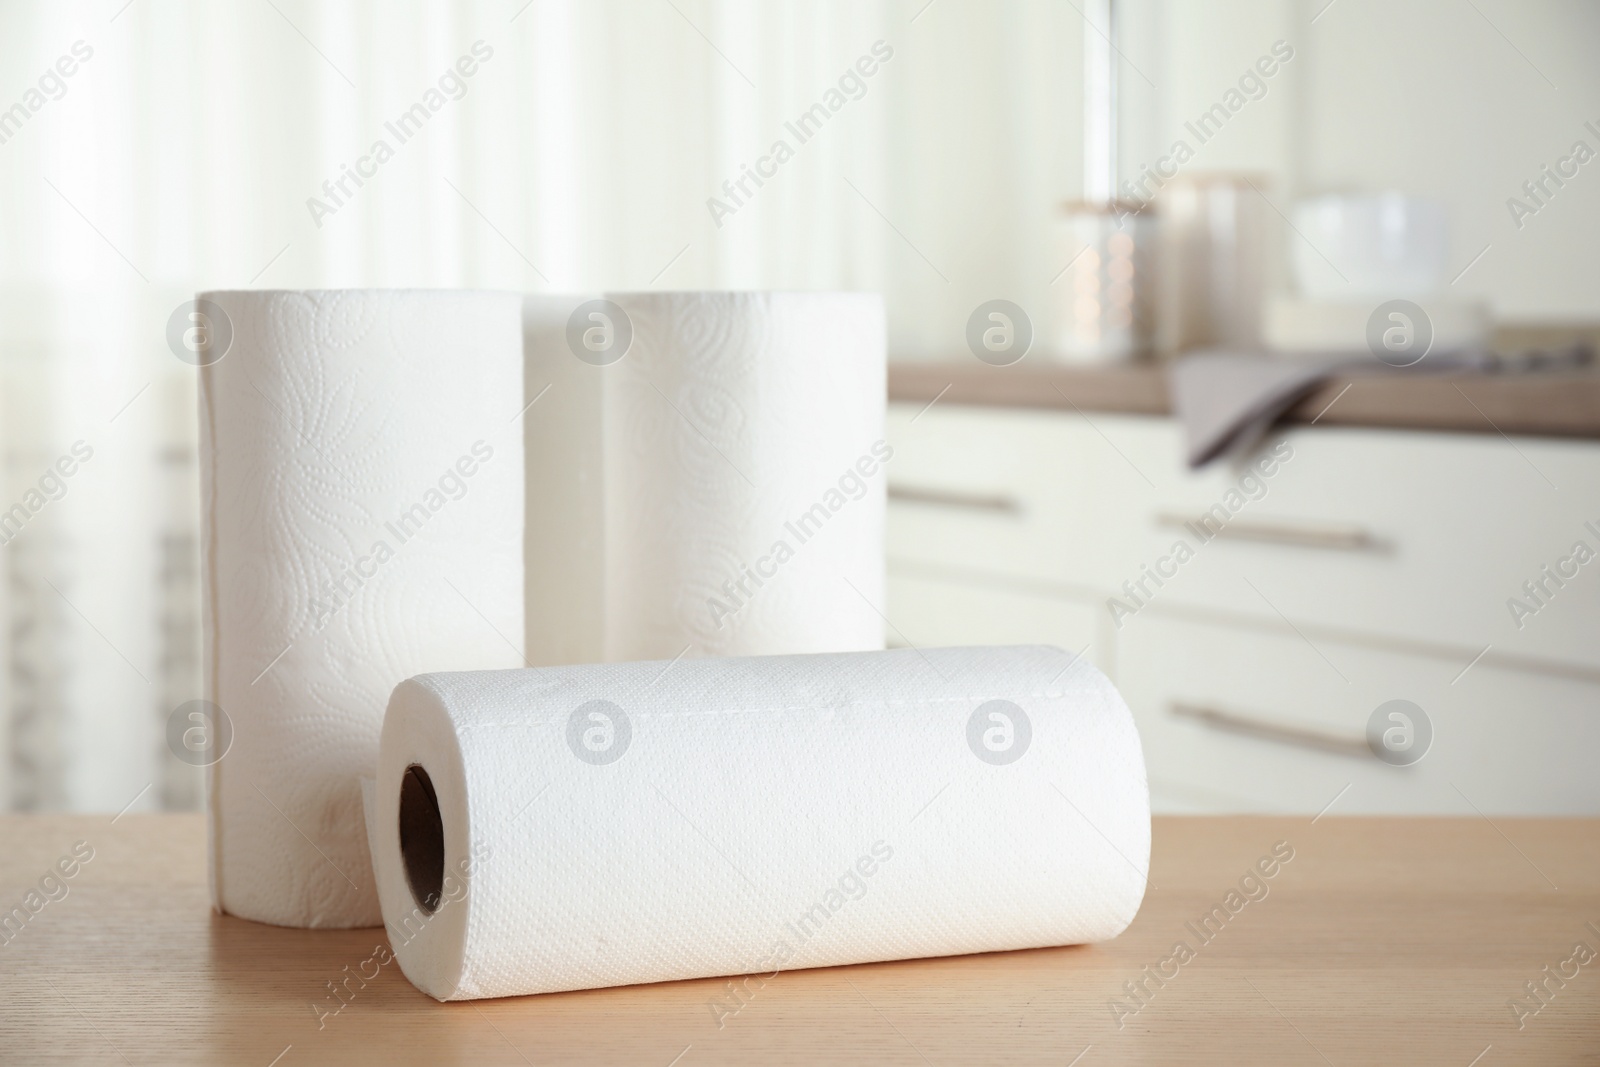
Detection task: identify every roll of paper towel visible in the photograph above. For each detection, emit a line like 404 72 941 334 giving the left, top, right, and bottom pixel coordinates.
522 292 886 665
198 289 525 928
368 645 1149 1000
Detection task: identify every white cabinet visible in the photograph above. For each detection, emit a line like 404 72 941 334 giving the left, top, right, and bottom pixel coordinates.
1117 614 1600 815
885 567 1104 671
885 402 1600 814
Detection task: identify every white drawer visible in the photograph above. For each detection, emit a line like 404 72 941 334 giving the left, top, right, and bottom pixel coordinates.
888 403 1600 670
1116 613 1600 815
1135 422 1600 673
884 567 1103 672
885 406 1091 588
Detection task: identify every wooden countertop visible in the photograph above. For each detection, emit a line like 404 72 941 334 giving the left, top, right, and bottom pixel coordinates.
888 361 1600 439
2 814 1596 1065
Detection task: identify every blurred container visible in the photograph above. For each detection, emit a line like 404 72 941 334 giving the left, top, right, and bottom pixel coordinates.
1155 173 1273 357
1291 193 1448 300
1056 201 1155 363
1263 296 1491 356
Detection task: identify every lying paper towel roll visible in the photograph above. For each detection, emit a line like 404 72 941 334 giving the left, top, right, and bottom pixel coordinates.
522 292 886 665
369 645 1149 1000
198 289 525 928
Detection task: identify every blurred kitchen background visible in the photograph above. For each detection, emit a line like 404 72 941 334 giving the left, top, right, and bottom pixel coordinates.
1 0 1596 815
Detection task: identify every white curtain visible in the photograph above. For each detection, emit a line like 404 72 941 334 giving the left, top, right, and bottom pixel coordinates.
0 0 1085 811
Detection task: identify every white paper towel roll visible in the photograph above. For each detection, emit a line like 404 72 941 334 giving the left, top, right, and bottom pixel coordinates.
199 289 525 928
523 292 886 666
369 645 1149 1000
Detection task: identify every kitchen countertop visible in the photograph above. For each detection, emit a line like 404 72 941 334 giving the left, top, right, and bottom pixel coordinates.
888 361 1600 439
2 813 1596 1065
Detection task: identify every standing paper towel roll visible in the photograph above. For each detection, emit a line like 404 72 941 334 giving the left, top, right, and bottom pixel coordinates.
523 292 886 666
369 645 1149 1000
199 289 525 928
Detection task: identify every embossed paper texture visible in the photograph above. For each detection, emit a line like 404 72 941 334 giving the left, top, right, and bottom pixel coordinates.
370 646 1151 1000
199 289 525 929
523 291 887 666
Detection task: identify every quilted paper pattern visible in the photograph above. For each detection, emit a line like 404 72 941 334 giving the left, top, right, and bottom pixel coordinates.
199 289 524 929
370 645 1150 1000
522 291 887 666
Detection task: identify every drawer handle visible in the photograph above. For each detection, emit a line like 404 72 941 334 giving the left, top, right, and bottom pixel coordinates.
1154 512 1378 551
1170 701 1369 759
889 484 1022 515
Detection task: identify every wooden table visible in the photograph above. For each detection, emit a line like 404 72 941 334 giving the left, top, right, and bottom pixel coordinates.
2 814 1596 1065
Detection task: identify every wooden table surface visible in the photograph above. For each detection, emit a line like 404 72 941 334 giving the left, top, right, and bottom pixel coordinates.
2 814 1596 1065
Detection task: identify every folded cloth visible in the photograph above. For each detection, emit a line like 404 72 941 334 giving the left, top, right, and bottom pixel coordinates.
1169 352 1345 467
1169 347 1512 467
